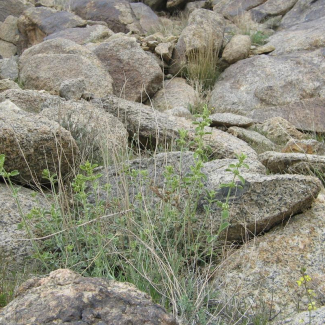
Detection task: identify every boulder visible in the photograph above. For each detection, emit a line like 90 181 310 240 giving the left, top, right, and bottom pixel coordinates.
17 7 87 50
0 100 79 185
249 98 325 133
0 39 16 58
151 77 198 112
210 49 325 117
19 38 114 97
266 16 325 56
0 79 20 92
209 113 255 127
259 151 325 175
0 0 32 22
94 36 162 102
222 34 251 64
170 9 225 74
44 25 114 45
101 95 258 159
0 269 178 325
0 56 18 80
282 138 325 155
250 0 298 23
69 0 143 34
0 15 19 45
227 126 276 153
41 100 128 164
155 42 174 63
212 190 325 321
213 0 267 20
280 0 325 29
184 1 205 15
0 88 62 113
130 2 161 34
250 116 306 144
58 78 87 101
0 183 48 273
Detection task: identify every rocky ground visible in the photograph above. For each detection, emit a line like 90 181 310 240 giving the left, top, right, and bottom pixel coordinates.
1 0 325 324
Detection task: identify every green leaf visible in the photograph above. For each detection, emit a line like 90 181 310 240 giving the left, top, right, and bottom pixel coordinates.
219 222 230 233
221 209 229 220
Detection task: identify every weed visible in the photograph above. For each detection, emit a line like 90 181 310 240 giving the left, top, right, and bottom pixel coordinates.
250 31 269 46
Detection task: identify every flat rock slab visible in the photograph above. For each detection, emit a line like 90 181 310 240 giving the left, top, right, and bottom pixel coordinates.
249 97 325 133
276 306 325 325
69 0 142 33
0 183 48 272
19 38 114 98
200 172 322 241
44 25 114 45
259 151 325 175
280 0 325 29
101 95 258 160
209 112 255 127
0 0 32 22
0 269 178 325
0 100 79 185
210 49 325 116
267 16 325 56
212 190 325 321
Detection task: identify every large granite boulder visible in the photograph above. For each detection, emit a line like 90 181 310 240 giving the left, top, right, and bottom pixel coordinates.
0 15 19 45
0 100 79 185
17 7 87 51
69 0 143 34
212 190 325 322
0 269 178 324
44 24 114 45
0 56 18 80
94 36 163 102
266 16 325 56
19 38 114 97
210 49 325 126
0 183 48 273
41 100 128 164
280 0 325 29
170 9 225 74
101 95 258 159
0 0 32 22
151 77 198 112
222 34 251 64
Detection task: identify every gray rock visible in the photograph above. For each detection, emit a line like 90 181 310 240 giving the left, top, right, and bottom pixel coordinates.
0 269 178 325
0 15 19 45
227 126 276 153
41 100 128 164
69 0 143 34
165 106 192 119
0 183 48 273
0 88 62 114
94 36 162 102
280 0 325 29
155 42 174 63
209 112 255 127
251 116 306 144
130 2 161 34
59 78 87 101
259 151 325 176
0 39 16 58
210 49 325 116
0 55 18 80
250 0 298 23
0 0 32 22
184 1 206 15
0 78 20 92
222 34 251 64
17 7 87 51
151 78 198 112
44 24 114 45
170 9 225 74
19 38 114 98
267 16 325 56
276 307 325 325
212 190 325 321
102 95 258 160
282 138 325 155
0 99 80 185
